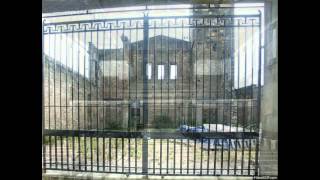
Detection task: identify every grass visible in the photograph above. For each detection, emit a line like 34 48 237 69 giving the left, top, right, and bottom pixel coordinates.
44 136 256 170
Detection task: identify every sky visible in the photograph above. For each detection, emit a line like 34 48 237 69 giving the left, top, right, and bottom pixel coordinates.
233 3 264 88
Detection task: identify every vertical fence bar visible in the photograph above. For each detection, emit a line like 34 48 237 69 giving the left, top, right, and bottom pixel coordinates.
160 19 164 175
200 17 205 175
47 28 52 170
135 21 138 131
58 26 63 170
42 19 46 172
121 22 126 173
193 138 196 175
213 24 220 176
103 136 105 172
167 21 170 131
89 25 93 172
77 28 82 171
90 135 93 171
255 11 262 176
207 18 212 176
122 137 124 173
160 138 162 174
181 20 184 129
166 138 169 174
248 19 254 175
193 19 199 174
152 20 156 174
187 138 189 174
109 137 111 172
234 19 241 175
115 20 119 172
128 20 133 173
53 29 58 169
180 138 182 174
186 20 190 175
65 24 70 171
221 21 226 175
115 138 118 172
70 25 75 171
129 138 131 173
60 135 63 169
174 18 177 133
128 20 132 172
96 24 100 172
109 22 112 106
173 18 180 174
153 139 155 174
160 18 163 134
108 23 112 172
142 14 149 175
102 24 105 172
53 118 56 167
49 135 52 168
227 17 234 175
241 18 248 175
153 21 156 165
135 137 137 173
200 138 203 175
194 19 198 175
173 138 176 174
83 24 88 172
207 138 210 175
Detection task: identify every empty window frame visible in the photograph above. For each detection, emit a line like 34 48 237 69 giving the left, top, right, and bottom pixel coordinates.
170 64 177 79
147 63 152 80
158 65 165 80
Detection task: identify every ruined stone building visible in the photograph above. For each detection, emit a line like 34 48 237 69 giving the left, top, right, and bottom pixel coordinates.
44 7 258 131
89 29 234 130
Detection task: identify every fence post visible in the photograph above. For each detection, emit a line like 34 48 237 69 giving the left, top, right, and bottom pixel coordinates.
142 13 149 175
42 18 46 173
255 10 263 176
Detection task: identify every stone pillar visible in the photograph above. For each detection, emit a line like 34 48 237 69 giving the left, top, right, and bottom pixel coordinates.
122 106 128 129
196 105 202 125
259 0 278 176
217 104 224 125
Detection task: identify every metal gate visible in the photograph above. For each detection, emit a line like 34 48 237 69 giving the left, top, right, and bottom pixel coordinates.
42 6 262 176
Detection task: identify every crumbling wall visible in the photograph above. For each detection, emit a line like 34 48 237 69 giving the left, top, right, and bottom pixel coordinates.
43 55 103 130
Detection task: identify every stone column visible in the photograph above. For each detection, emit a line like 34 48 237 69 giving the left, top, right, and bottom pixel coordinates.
122 106 128 129
196 105 202 125
259 0 278 176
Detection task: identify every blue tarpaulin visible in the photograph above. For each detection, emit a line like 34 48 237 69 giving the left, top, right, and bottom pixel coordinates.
177 124 256 150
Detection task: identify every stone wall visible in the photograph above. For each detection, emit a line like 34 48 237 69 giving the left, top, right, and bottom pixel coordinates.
43 55 105 130
259 0 278 176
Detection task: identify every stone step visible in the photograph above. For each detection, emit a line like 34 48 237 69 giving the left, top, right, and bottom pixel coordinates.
258 160 278 167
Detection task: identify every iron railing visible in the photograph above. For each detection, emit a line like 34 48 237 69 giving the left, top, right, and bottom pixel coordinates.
42 7 262 176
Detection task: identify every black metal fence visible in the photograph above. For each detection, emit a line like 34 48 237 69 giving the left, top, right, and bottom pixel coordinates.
42 6 262 176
